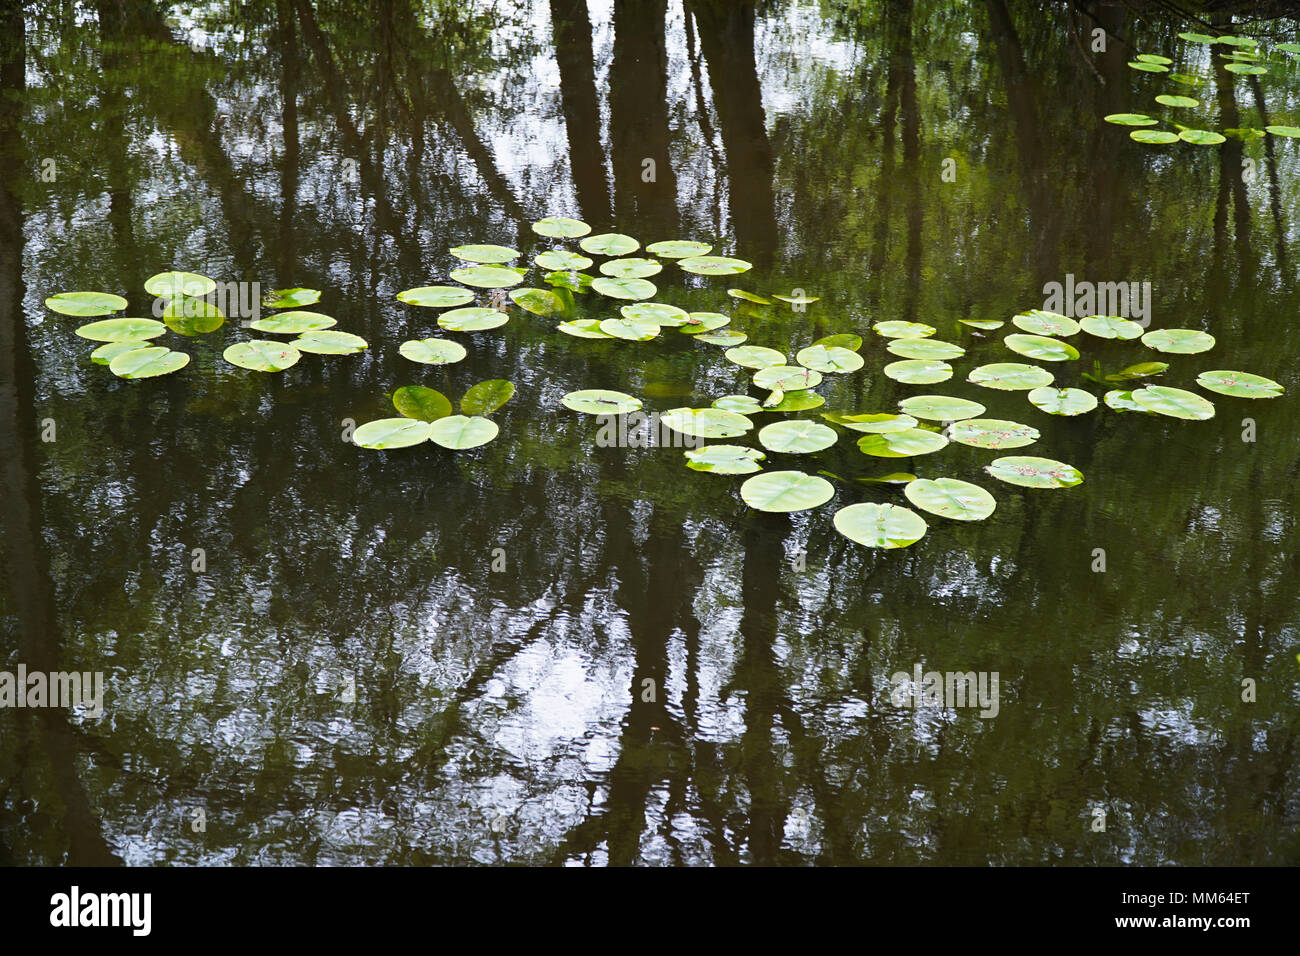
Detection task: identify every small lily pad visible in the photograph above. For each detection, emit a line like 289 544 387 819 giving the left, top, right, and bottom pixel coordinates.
545 271 595 293
1179 128 1227 144
898 394 985 421
904 478 996 522
1130 385 1215 420
562 389 642 414
1195 370 1283 399
579 233 640 256
949 418 1040 449
740 471 834 512
1155 94 1199 108
1223 63 1266 74
224 340 302 372
887 337 964 360
678 256 753 276
439 307 509 332
753 365 823 391
261 288 321 308
885 359 952 384
685 444 765 475
591 276 656 300
985 456 1084 489
764 391 825 413
90 341 147 365
399 338 467 365
813 333 863 351
46 291 128 316
429 415 499 449
1265 125 1300 137
772 293 820 306
727 289 772 304
796 345 864 373
726 345 786 369
1027 386 1097 416
557 319 612 339
1135 53 1173 65
1141 328 1214 354
1105 361 1169 381
162 297 224 335
680 311 730 332
857 429 949 457
661 407 754 439
966 362 1054 391
757 420 838 454
599 257 662 279
509 288 565 316
874 320 935 339
450 244 519 263
1105 113 1158 126
623 302 688 326
293 330 368 354
713 394 763 414
1011 310 1079 337
451 265 525 288
397 286 475 308
646 240 712 259
959 319 1005 330
461 379 515 416
144 272 216 298
698 331 746 346
108 346 190 379
1004 333 1079 362
599 317 660 340
1128 61 1170 72
74 317 165 342
393 386 452 422
1080 315 1144 340
532 216 591 238
1104 390 1149 413
1131 129 1180 144
833 502 927 548
353 418 433 448
250 310 336 334
825 412 918 433
534 249 593 271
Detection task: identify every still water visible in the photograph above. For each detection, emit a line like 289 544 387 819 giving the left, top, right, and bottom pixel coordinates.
1 0 1297 865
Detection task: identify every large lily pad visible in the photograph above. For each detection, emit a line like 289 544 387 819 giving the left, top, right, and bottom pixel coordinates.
1141 328 1215 354
985 456 1083 489
556 319 613 339
678 256 753 276
1080 315 1144 340
429 415 499 449
898 394 985 421
534 249 593 271
764 392 825 413
439 307 508 332
873 320 935 339
647 240 712 259
885 359 952 384
599 317 660 340
1011 310 1079 336
857 428 949 457
461 379 515 416
450 244 519 263
622 302 688 326
250 310 336 334
562 389 642 414
393 386 452 422
1027 386 1097 416
887 337 965 360
833 502 927 548
293 330 368 354
966 362 1054 390
398 338 467 365
162 297 225 335
753 365 823 391
813 333 863 351
725 345 785 369
904 477 996 521
825 412 918 433
684 444 765 475
144 271 216 298
949 418 1040 449
713 394 763 415
509 289 565 316
1130 385 1215 420
46 291 128 316
698 331 746 346
397 286 475 308
579 233 640 256
796 345 864 373
740 471 834 512
599 257 662 279
1194 370 1283 399
757 420 838 454
661 407 754 439
591 276 656 300
450 265 525 288
91 341 147 365
353 417 433 449
223 340 301 372
1004 333 1079 362
680 311 730 332
74 317 165 342
1104 390 1150 413
108 346 190 379
532 216 591 238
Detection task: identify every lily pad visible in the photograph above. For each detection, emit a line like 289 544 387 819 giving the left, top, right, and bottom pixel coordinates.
451 266 525 288
1195 370 1283 399
898 394 985 421
108 346 190 379
293 330 368 354
557 319 612 339
1136 53 1173 64
396 286 475 308
545 271 595 293
562 389 642 414
1223 63 1266 74
757 420 838 454
959 319 1005 330
680 311 730 332
753 365 823 391
591 276 656 300
1004 333 1079 362
726 345 786 369
45 291 128 316
1105 361 1169 381
599 257 662 279
825 412 918 434
1104 390 1149 413
450 244 519 264
1155 94 1199 108
398 338 467 365
162 297 225 335
509 288 565 316
887 337 965 360
698 331 747 346
684 444 765 475
74 317 165 342
985 456 1084 489
352 418 433 449
461 380 515 416
857 429 949 457
966 362 1054 391
1131 385 1215 420
250 310 336 334
727 289 772 304
439 307 509 332
1027 386 1098 416
949 418 1040 449
1128 61 1170 72
661 407 754 439
579 233 640 256
223 340 301 372
1141 328 1214 354
1265 125 1300 138
1179 128 1227 144
532 216 591 238
599 317 660 340
678 256 753 276
833 502 927 548
623 302 688 326
764 391 825 413
143 272 216 298
261 287 321 309
713 394 763 414
1179 32 1218 43
740 470 834 512
393 385 452 422
873 320 935 339
1011 310 1079 337
904 478 996 522
885 359 952 384
90 341 147 365
646 240 712 259
772 293 820 306
1131 130 1180 144
796 345 864 373
429 415 499 449
1080 315 1144 340
813 333 863 351
1105 113 1158 126
535 250 593 271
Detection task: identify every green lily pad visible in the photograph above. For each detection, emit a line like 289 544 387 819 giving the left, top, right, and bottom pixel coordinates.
261 287 321 309
439 307 509 332
1004 333 1079 362
949 418 1040 449
680 311 730 332
857 428 949 457
885 359 952 384
1136 53 1173 64
1155 94 1199 108
108 346 190 379
1080 314 1144 340
509 288 565 316
1195 370 1284 399
1217 36 1258 48
887 337 965 360
599 257 662 279
813 333 863 351
1104 390 1150 413
764 391 825 413
1265 125 1300 137
1223 63 1266 74
873 320 935 339
713 394 763 414
450 265 525 288
646 240 712 259
223 340 301 372
398 338 467 365
250 310 336 334
74 317 165 342
904 477 996 522
450 244 519 264
796 345 864 373
898 394 985 421
757 420 838 454
46 291 128 316
162 297 225 335
393 385 452 422
1011 310 1079 336
1027 386 1097 416
90 341 147 365
545 271 595 293
599 317 659 340
833 502 927 548
985 456 1084 489
772 293 820 306
1141 328 1214 354
579 233 640 256
556 319 612 339
1131 129 1180 144
661 407 754 439
1105 113 1158 126
753 365 823 391
532 216 591 238
623 302 688 326
726 345 786 369
353 418 433 449
562 389 642 414
1277 42 1300 54
461 380 515 416
293 330 368 354
727 289 772 305
1105 361 1169 381
740 470 834 512
1128 61 1170 72
825 412 918 433
429 415 499 449
396 285 475 308
1179 128 1227 144
1179 32 1218 43
144 271 216 298
966 362 1054 391
534 250 593 271
959 319 1005 330
1130 385 1215 420
678 256 753 276
591 276 656 300
684 444 765 475
698 331 747 346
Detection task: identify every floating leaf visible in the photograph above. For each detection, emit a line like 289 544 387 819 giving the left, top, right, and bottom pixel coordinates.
579 233 640 256
1179 128 1227 143
461 379 515 416
874 320 935 339
753 365 823 391
1169 73 1202 86
1105 113 1158 126
545 271 595 293
740 470 834 512
1131 384 1215 420
1011 310 1079 336
1131 129 1179 144
966 362 1053 391
397 285 475 308
261 287 321 308
813 333 863 351
727 289 772 304
1155 94 1199 108
713 394 763 414
532 216 590 238
855 472 915 484
764 391 825 413
108 346 189 379
250 310 335 334
1277 42 1300 54
393 385 452 422
623 302 688 326
757 420 838 454
45 291 128 316
223 340 301 372
399 338 467 365
1027 386 1097 416
1104 389 1149 413
353 418 432 449
1080 314 1144 340
1179 32 1218 43
556 319 611 339
1136 53 1173 64
887 337 964 360
1128 61 1170 72
646 240 712 259
857 429 949 457
451 265 526 289
599 316 659 340
90 341 146 365
985 456 1084 489
1195 370 1284 399
74 317 165 342
833 502 927 548
591 276 656 300
904 478 996 522
294 330 368 354
796 345 864 373
680 311 729 332
144 271 216 298
1223 63 1266 74
1141 328 1214 354
959 319 1005 330
685 444 765 475
439 307 509 332
1004 333 1079 362
1265 125 1300 137
509 288 565 316
678 256 753 276
429 415 499 449
599 257 662 279
162 297 225 335
772 292 820 305
562 389 642 414
1105 361 1169 381
661 407 754 439
534 250 593 271
898 394 985 421
885 359 952 384
949 418 1040 449
726 345 786 369
698 331 746 346
450 243 518 264
1217 36 1258 48
825 412 918 433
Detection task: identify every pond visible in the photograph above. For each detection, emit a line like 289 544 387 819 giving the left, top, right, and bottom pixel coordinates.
0 0 1297 866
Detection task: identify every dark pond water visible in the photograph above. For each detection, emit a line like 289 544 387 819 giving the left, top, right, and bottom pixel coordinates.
1 0 1298 865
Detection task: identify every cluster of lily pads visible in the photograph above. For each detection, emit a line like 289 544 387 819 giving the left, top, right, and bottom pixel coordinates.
1105 31 1300 145
46 272 368 377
